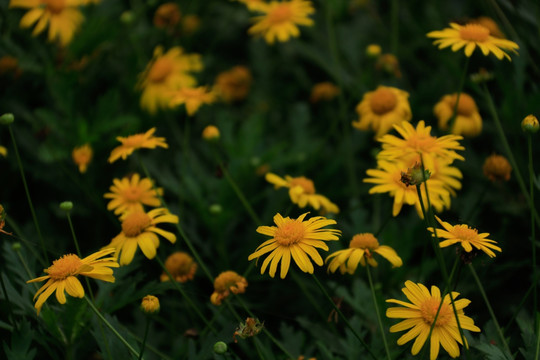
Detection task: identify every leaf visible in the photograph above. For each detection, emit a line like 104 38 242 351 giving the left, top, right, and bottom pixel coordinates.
2 319 37 360
516 311 537 360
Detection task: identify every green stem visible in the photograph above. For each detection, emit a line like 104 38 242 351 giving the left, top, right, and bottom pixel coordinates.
468 263 512 358
5 216 46 267
137 317 150 360
390 0 399 54
310 274 378 360
83 296 140 359
253 337 266 360
447 57 470 132
7 125 48 263
365 265 391 360
528 135 537 327
535 317 540 360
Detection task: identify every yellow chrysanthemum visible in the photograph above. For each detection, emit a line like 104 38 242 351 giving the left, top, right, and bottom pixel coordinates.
214 66 252 103
429 216 502 258
386 281 481 360
265 173 339 214
104 208 179 265
352 86 412 138
170 86 215 116
108 127 168 163
72 144 92 173
249 213 341 278
483 154 512 182
434 93 482 137
210 271 248 305
471 16 504 39
235 0 267 11
160 251 197 282
326 233 402 274
137 46 203 114
104 173 163 216
10 0 84 46
248 0 315 44
427 22 519 61
310 82 340 103
27 249 119 315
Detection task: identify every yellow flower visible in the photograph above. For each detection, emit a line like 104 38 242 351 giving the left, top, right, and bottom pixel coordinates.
483 154 512 182
72 144 92 173
160 251 197 282
434 93 482 137
202 125 220 141
27 249 119 315
104 173 163 216
104 208 179 265
429 216 502 258
427 22 519 61
366 44 382 58
265 173 339 214
137 46 203 114
214 66 252 103
153 3 181 31
326 233 402 274
249 213 341 278
210 271 248 305
141 295 160 314
248 0 315 44
471 16 504 38
235 0 267 11
521 114 539 134
352 86 412 138
108 127 168 163
386 281 481 360
10 0 84 47
170 86 215 116
309 82 340 103
0 145 7 157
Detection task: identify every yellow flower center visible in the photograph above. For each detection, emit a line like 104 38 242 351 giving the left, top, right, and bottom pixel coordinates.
459 24 490 42
148 58 173 83
349 233 379 249
451 225 478 241
45 254 82 280
122 211 152 237
370 88 398 115
274 220 305 246
267 3 293 24
289 177 315 194
420 298 452 326
44 0 66 14
123 186 142 202
452 93 476 116
405 134 437 153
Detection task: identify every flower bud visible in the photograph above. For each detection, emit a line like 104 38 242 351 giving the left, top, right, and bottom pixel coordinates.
120 11 135 24
11 242 21 251
202 125 220 141
521 114 539 134
141 295 160 314
60 201 73 211
213 341 228 354
209 204 222 214
366 44 382 58
0 113 14 125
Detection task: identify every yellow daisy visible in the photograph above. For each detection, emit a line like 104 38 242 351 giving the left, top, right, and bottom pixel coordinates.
104 173 163 216
434 93 482 137
104 208 179 265
248 0 315 44
214 66 252 103
210 271 248 305
265 172 339 214
428 216 502 258
352 86 412 138
326 233 402 274
235 0 267 11
248 213 341 278
170 86 215 116
27 249 119 315
386 281 481 360
137 46 203 114
160 251 197 282
72 143 92 173
309 82 340 103
10 0 84 47
108 127 168 163
427 22 519 61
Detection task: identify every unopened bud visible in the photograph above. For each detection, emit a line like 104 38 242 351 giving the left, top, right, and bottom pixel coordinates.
521 114 539 134
60 201 73 211
0 113 14 125
213 341 228 354
209 204 222 214
141 295 160 314
120 11 135 24
11 242 21 251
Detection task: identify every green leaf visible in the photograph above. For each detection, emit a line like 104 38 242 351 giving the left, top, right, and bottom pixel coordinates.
2 319 37 360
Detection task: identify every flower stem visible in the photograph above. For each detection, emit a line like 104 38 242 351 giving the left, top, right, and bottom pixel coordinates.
137 317 150 360
365 265 391 360
390 0 399 54
310 274 379 360
447 57 470 132
527 135 537 328
83 296 140 359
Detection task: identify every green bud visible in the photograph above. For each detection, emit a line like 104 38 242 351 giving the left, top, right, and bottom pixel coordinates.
521 114 539 134
213 341 227 354
60 201 73 211
400 164 430 186
11 242 21 251
209 204 222 214
120 11 135 24
0 113 14 125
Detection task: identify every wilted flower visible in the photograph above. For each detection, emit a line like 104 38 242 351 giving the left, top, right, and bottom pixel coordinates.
141 295 160 314
214 66 252 103
160 251 197 282
153 3 181 31
72 144 92 173
483 154 512 182
233 317 264 342
434 93 482 137
210 271 248 305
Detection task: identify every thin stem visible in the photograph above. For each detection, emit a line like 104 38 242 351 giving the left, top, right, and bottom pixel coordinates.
310 274 378 360
7 125 48 263
5 216 46 267
535 317 540 360
468 263 512 358
447 57 470 132
528 135 537 327
83 296 140 359
253 337 266 360
365 265 391 360
390 0 399 54
137 317 150 360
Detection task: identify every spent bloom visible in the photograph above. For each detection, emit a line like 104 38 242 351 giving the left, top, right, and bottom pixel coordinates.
108 127 168 163
214 66 253 103
27 249 119 314
434 93 482 137
104 173 163 216
249 213 341 278
170 86 215 116
483 154 512 182
233 317 264 342
309 82 340 103
210 271 248 305
352 86 412 138
326 233 402 274
160 251 197 282
429 216 502 258
265 173 339 214
248 0 315 44
427 22 519 61
72 144 92 173
141 295 160 314
153 3 181 31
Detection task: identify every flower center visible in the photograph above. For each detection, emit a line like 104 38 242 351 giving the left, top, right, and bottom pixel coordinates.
452 93 476 116
406 134 437 153
45 254 82 280
44 0 65 14
267 4 293 24
370 88 398 115
420 298 452 326
148 58 173 83
452 225 479 241
289 177 315 194
459 24 490 42
122 211 152 237
349 233 379 249
123 187 142 202
274 220 305 246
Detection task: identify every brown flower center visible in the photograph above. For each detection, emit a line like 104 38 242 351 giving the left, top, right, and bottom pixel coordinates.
370 88 398 115
122 212 152 237
123 186 142 202
274 220 305 246
268 4 293 24
45 0 66 14
349 233 379 249
420 298 452 326
289 177 315 194
459 24 490 42
148 58 173 83
45 254 82 280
